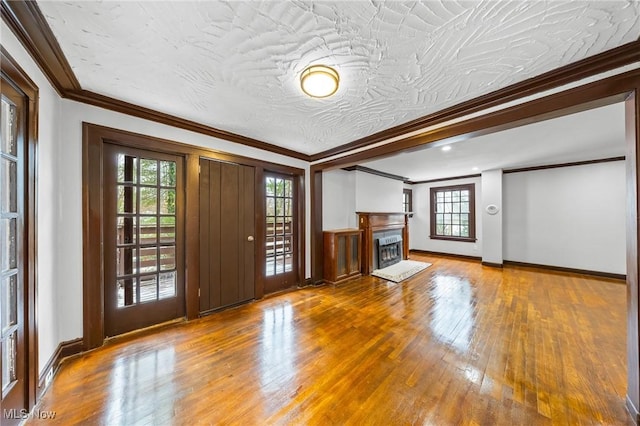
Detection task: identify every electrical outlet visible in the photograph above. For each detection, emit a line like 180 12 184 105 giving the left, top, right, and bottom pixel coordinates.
45 368 54 388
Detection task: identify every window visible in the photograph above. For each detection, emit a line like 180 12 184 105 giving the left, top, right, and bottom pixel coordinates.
430 184 476 242
265 174 295 277
403 188 412 217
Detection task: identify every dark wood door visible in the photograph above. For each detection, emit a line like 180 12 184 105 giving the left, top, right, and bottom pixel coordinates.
0 75 28 424
263 173 298 294
103 144 185 337
199 159 255 313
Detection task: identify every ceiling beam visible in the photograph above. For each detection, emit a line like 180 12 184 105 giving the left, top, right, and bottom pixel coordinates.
309 39 640 162
314 69 639 170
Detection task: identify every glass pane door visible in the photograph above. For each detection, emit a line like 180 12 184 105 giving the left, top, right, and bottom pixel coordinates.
115 155 178 307
1 95 19 395
0 76 29 420
263 173 297 294
104 144 185 337
265 175 294 277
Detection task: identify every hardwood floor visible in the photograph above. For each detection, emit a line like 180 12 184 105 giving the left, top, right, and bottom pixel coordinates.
29 254 629 425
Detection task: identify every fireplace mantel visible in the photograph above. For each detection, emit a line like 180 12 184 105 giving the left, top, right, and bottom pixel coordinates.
357 212 410 275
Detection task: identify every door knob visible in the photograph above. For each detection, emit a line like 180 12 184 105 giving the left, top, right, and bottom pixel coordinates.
247 236 254 242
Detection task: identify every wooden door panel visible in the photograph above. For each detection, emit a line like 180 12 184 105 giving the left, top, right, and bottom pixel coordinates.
220 162 241 307
199 159 255 313
199 160 222 312
198 161 210 312
240 166 255 301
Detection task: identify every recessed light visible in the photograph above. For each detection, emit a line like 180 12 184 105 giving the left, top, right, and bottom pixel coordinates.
441 146 452 152
472 167 479 171
300 65 339 98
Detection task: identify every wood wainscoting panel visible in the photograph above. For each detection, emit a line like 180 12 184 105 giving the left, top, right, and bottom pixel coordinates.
29 255 629 425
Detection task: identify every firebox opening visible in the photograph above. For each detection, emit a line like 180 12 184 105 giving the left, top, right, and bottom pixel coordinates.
376 235 403 269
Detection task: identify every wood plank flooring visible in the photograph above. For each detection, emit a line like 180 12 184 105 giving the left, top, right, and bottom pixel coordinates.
29 254 630 425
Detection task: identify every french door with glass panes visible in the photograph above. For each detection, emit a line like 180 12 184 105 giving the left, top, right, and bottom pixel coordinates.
264 173 297 294
103 144 185 337
1 72 29 422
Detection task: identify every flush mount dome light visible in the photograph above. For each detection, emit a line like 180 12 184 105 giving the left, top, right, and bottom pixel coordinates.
300 65 339 98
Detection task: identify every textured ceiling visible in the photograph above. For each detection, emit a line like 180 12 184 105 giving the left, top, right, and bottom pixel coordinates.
37 1 640 155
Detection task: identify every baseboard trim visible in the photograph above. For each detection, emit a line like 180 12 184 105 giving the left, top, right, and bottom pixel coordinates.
503 260 626 281
409 249 482 262
36 337 84 400
626 395 639 425
408 251 626 281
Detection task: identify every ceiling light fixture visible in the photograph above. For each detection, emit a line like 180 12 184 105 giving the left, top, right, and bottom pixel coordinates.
300 65 339 98
441 145 452 152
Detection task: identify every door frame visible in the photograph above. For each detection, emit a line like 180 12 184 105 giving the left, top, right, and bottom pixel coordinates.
0 48 38 411
82 123 305 350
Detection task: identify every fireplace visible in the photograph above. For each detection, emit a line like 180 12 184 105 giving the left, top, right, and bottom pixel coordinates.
357 212 410 275
376 235 403 269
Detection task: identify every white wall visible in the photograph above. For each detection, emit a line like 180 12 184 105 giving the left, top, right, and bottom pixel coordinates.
503 161 626 274
3 19 312 375
355 171 403 212
481 170 503 264
410 177 483 257
322 169 356 229
3 21 64 376
322 169 404 230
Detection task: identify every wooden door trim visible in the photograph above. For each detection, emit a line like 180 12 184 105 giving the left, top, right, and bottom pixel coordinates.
0 47 38 410
296 172 306 288
626 89 640 423
254 167 265 299
83 123 305 349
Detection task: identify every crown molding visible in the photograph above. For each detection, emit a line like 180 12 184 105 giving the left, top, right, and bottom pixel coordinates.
408 174 482 185
1 0 311 161
342 165 408 182
66 89 309 160
406 156 626 184
1 0 80 94
503 156 625 174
